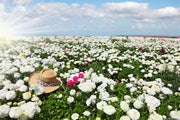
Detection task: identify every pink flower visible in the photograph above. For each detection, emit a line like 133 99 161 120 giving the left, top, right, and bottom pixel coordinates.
172 41 175 43
67 80 73 86
140 46 144 49
85 57 88 59
40 43 46 47
78 73 84 78
160 47 165 52
162 39 165 41
73 76 79 83
63 50 66 53
171 44 174 47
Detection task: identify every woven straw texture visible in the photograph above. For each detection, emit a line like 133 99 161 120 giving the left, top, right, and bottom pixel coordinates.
28 69 62 93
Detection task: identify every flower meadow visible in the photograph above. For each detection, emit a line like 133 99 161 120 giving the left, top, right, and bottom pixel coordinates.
0 36 180 120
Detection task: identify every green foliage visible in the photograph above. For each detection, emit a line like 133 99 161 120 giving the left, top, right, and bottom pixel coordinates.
158 70 180 92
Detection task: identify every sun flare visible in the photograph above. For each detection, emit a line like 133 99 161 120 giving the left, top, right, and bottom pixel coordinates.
0 22 18 40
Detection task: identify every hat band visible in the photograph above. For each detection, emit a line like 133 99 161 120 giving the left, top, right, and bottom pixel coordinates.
37 77 57 87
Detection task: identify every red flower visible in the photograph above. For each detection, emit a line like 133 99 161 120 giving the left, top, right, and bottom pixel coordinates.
78 73 84 78
140 46 144 49
73 76 79 83
160 47 165 52
67 80 73 86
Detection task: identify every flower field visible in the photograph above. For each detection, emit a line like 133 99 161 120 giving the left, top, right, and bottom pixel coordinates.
0 36 180 120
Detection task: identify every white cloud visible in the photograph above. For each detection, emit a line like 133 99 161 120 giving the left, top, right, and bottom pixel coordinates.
30 2 104 19
80 4 104 18
103 18 114 24
102 2 180 23
156 7 180 19
132 24 143 29
0 1 180 35
103 2 149 14
131 19 154 23
31 2 80 17
101 2 156 23
10 1 180 23
0 3 5 12
12 6 27 13
2 0 33 4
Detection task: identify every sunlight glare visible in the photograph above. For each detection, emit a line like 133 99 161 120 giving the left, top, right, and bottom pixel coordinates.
0 22 18 40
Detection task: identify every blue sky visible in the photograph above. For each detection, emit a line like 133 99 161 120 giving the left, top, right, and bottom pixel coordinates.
0 0 180 36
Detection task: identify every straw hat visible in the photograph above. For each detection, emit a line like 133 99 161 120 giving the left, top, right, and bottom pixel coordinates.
28 68 62 93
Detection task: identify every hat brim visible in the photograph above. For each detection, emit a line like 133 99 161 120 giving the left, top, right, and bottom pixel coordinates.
28 71 63 93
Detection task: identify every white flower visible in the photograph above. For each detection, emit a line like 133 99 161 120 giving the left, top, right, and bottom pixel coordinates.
133 99 144 109
161 87 173 95
0 104 10 118
151 85 160 93
130 87 137 93
6 91 16 100
168 105 172 110
86 99 91 106
34 86 44 95
24 77 29 82
124 95 131 100
9 107 23 119
110 85 114 91
178 87 180 91
14 73 20 78
0 89 8 100
120 101 129 112
145 95 160 112
15 80 24 87
17 101 25 106
170 110 180 120
147 88 156 95
19 114 29 120
70 89 76 96
158 64 166 71
63 118 69 120
7 102 12 106
78 78 84 83
103 105 116 115
21 102 41 118
54 68 58 72
95 117 101 120
19 85 28 92
71 113 79 120
120 115 130 120
126 83 133 88
57 94 62 99
83 111 91 116
127 109 140 120
99 91 110 100
96 101 107 110
36 100 42 106
29 84 44 95
23 92 31 100
148 112 163 120
106 97 118 102
67 96 74 103
78 82 96 92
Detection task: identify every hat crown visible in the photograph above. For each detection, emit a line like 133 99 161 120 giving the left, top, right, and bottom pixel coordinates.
39 69 57 83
